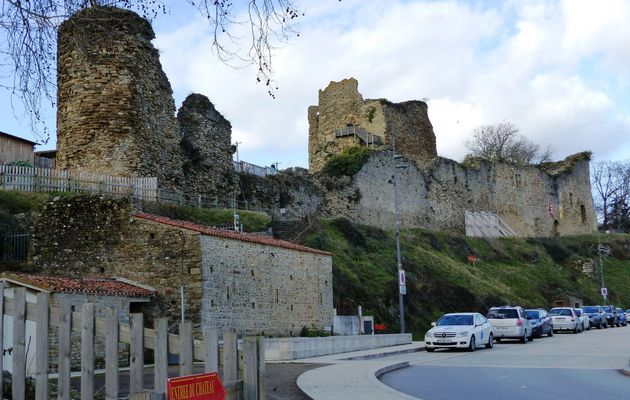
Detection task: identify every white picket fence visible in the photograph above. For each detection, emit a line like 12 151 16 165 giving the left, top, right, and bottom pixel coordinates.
0 165 157 201
0 283 265 400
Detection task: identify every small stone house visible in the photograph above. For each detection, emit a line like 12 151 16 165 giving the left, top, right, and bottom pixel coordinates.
0 273 155 373
133 214 334 337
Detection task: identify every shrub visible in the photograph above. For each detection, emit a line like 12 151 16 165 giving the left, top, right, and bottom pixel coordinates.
322 146 372 177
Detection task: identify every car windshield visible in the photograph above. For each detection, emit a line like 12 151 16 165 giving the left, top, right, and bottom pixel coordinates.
582 306 599 313
626 309 630 313
550 308 572 316
525 310 539 319
602 306 613 312
437 314 474 326
616 308 623 313
487 309 518 319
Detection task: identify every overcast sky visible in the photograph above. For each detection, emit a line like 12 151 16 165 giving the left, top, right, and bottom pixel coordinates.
2 0 629 168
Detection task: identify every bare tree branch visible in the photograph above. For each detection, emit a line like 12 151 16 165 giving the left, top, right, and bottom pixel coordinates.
0 0 303 142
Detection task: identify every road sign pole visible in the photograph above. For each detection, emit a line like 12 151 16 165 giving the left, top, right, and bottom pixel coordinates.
392 133 405 334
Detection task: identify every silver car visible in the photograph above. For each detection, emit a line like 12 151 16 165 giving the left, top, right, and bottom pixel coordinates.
550 307 581 333
487 306 533 343
574 308 590 331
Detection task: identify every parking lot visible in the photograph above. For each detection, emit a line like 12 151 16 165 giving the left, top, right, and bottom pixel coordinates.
381 324 630 399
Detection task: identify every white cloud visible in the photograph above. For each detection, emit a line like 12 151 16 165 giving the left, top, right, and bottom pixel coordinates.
152 0 630 167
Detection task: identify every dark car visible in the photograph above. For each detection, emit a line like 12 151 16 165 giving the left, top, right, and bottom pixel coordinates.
615 308 627 327
602 305 618 327
582 305 607 329
525 309 553 338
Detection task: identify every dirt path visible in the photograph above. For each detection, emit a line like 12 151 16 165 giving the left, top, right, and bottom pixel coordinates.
265 363 327 400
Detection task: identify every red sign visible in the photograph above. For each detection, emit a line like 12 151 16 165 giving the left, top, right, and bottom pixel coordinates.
467 255 477 263
167 372 226 400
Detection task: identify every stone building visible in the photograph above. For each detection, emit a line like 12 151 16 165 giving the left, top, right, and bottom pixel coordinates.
56 6 184 189
178 93 238 201
0 273 154 372
31 196 333 336
308 78 437 172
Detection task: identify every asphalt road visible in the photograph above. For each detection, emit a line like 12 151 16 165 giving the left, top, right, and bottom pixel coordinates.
380 325 630 400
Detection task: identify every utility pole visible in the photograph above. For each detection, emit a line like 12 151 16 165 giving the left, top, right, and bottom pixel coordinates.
598 239 607 304
392 133 406 334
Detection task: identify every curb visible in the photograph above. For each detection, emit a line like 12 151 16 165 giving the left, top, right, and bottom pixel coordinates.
343 346 424 361
374 361 410 378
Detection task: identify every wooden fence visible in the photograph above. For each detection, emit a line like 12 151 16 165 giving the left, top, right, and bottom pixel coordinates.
0 283 265 400
0 165 158 201
0 165 272 214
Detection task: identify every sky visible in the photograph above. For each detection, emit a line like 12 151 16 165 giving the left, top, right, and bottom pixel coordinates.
1 0 629 169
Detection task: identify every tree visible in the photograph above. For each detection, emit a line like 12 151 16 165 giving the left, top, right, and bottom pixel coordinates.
591 160 630 231
0 0 302 142
465 122 553 164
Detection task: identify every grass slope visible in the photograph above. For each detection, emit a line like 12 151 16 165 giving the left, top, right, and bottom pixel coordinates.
301 218 630 339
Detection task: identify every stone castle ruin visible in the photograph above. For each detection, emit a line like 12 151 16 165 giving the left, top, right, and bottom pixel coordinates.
52 6 597 239
308 78 437 172
56 7 235 197
309 79 598 237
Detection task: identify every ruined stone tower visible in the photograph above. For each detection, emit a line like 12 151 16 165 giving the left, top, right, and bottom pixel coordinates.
56 7 183 189
178 93 237 200
308 78 438 172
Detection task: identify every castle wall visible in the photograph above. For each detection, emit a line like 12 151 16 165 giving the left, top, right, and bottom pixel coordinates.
178 93 238 200
322 152 597 237
200 235 333 336
56 7 183 189
308 78 437 172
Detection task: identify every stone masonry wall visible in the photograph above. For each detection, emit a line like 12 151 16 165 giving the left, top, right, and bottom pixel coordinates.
308 78 437 172
321 152 597 237
31 196 204 326
178 93 238 201
56 7 183 189
200 235 333 336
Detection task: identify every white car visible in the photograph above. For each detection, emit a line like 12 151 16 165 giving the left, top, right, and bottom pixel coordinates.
550 307 581 333
425 312 494 352
574 308 590 331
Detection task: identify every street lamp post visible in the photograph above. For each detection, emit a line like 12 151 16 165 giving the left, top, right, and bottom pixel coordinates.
392 134 406 334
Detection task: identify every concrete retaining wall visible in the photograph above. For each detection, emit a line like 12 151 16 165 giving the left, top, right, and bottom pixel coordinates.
265 334 412 361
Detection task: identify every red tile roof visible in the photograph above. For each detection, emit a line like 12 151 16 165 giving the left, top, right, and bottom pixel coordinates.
1 273 155 298
135 213 332 256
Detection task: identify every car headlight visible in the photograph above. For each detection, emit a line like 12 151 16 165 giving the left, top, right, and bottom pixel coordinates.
457 331 468 337
425 332 434 338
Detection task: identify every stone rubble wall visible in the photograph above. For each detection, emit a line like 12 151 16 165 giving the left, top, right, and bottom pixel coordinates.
200 235 333 336
56 6 184 189
178 94 238 202
320 152 597 237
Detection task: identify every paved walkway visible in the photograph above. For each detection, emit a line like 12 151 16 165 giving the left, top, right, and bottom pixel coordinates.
296 338 630 400
295 342 423 400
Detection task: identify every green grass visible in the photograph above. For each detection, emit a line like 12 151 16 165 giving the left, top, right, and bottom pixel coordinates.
141 202 271 232
301 218 630 339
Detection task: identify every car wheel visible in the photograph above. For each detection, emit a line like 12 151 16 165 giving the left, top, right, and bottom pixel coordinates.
596 322 601 329
426 347 435 353
603 322 608 329
574 324 578 334
527 332 533 341
485 333 494 349
520 333 527 344
468 335 476 352
548 328 553 337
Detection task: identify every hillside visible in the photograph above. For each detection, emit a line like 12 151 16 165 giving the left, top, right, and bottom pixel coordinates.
301 218 630 338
